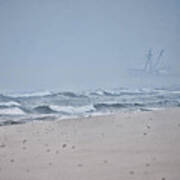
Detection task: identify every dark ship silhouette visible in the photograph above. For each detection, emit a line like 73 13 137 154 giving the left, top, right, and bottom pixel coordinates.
129 49 169 76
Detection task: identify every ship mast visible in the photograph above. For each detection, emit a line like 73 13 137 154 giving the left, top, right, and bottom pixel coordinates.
153 49 165 73
144 49 153 73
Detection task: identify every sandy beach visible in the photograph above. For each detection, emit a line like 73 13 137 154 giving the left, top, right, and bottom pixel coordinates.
0 108 180 180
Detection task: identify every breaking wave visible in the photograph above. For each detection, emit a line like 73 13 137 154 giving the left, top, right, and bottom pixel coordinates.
33 105 57 114
6 91 53 98
0 87 180 125
94 101 144 110
33 104 95 115
0 107 26 115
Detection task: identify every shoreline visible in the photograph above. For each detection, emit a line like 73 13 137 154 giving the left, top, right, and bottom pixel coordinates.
0 107 180 180
0 106 166 127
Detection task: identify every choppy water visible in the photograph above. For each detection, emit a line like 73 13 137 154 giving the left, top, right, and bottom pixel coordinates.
0 87 180 126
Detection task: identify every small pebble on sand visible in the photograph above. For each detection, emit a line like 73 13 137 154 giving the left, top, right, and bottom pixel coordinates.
22 139 27 144
10 159 15 163
129 171 135 175
46 149 51 152
77 163 83 167
62 144 67 148
0 144 6 148
103 160 108 164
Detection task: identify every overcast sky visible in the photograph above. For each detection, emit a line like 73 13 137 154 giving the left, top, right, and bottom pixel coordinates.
0 0 179 92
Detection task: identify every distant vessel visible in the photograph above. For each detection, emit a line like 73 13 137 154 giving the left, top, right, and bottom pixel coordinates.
129 49 169 76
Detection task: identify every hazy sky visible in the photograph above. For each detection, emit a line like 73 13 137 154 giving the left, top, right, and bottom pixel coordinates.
0 0 179 92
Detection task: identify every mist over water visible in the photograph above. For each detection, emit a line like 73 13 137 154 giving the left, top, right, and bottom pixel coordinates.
0 0 179 92
0 87 180 125
0 1 179 125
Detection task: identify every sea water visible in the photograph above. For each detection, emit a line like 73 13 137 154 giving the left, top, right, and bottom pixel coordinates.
0 87 180 126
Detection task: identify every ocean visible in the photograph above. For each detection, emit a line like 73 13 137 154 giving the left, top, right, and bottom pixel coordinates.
0 87 180 126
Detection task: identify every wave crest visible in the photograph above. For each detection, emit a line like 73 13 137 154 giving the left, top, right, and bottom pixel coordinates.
0 107 26 115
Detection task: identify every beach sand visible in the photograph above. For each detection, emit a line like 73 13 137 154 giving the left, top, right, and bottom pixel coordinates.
0 108 180 180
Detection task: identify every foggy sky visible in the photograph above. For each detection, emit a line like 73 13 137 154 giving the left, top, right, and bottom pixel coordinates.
0 0 179 92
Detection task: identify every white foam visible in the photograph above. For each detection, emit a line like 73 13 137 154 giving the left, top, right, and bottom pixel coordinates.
170 90 180 94
50 105 95 114
0 107 25 115
97 101 119 105
7 91 52 98
92 90 105 96
0 101 21 107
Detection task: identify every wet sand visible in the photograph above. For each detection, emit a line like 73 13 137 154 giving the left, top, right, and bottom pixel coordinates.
0 108 180 180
